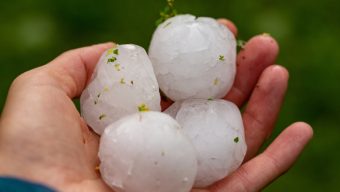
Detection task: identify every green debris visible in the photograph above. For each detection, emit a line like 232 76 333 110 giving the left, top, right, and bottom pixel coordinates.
114 64 121 71
208 97 213 101
103 86 109 92
120 78 126 84
156 0 177 26
219 55 225 61
213 78 220 85
234 136 239 143
138 104 150 112
106 48 114 56
237 39 246 50
107 56 117 63
99 114 106 120
113 49 119 55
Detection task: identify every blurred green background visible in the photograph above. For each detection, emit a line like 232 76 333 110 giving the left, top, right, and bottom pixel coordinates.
0 0 339 191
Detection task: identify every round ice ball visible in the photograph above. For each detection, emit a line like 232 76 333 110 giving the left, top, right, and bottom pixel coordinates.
164 99 247 187
99 111 197 192
149 14 236 101
80 44 161 135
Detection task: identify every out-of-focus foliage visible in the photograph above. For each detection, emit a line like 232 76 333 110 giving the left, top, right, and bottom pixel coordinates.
0 0 339 191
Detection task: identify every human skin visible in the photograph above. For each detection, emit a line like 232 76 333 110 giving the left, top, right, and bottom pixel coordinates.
0 19 313 192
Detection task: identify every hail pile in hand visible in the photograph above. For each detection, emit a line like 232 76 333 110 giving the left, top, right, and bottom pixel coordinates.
80 14 246 192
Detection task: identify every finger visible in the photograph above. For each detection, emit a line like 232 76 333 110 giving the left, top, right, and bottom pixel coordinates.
45 42 115 98
210 122 313 192
217 18 238 37
242 65 289 161
224 34 279 107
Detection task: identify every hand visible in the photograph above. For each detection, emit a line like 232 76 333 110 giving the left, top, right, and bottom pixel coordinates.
0 19 312 192
0 43 114 191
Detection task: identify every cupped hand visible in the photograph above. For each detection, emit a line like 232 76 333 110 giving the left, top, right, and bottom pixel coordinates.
0 19 313 192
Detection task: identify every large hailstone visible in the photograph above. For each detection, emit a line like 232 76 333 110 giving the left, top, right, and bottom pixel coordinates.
99 111 197 192
149 14 236 101
164 99 247 188
80 44 161 135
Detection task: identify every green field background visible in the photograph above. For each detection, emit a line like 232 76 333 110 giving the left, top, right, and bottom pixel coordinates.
0 0 339 191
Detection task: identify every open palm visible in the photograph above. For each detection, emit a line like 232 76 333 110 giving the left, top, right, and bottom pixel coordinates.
0 19 312 192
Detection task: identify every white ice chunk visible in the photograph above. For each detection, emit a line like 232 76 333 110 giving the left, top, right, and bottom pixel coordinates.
80 44 161 135
99 111 197 192
164 99 247 187
149 14 236 101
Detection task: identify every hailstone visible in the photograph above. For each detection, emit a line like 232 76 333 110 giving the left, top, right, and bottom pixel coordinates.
99 111 197 192
164 99 247 188
80 44 161 135
149 14 236 101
